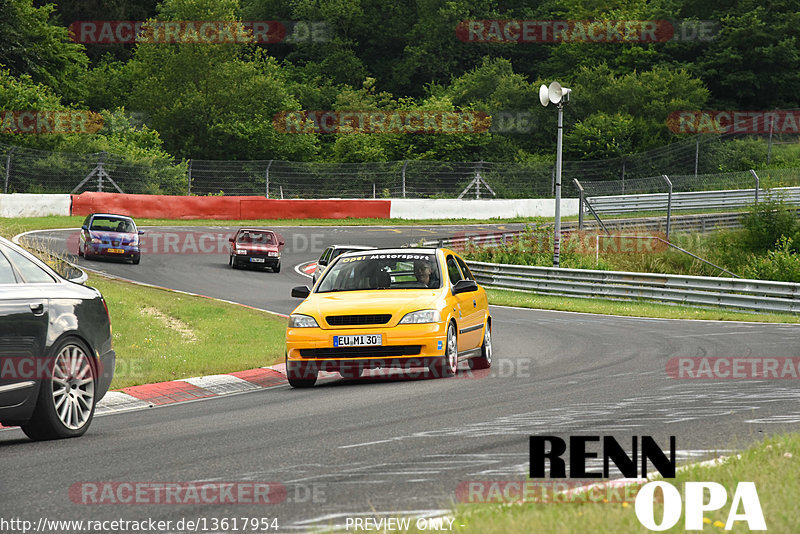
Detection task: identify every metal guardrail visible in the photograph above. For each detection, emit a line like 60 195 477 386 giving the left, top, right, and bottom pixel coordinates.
588 186 800 214
467 261 800 313
418 212 752 250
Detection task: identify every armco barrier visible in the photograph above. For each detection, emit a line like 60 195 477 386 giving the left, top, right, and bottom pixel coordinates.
70 192 392 220
389 198 579 219
587 186 800 215
466 261 800 313
0 193 71 217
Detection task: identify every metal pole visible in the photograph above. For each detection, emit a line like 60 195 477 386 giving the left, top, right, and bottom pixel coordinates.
767 115 774 165
663 174 672 241
573 178 584 230
621 159 625 194
4 147 15 194
187 159 192 195
401 160 408 198
694 135 699 177
265 159 273 198
750 169 759 204
553 103 563 267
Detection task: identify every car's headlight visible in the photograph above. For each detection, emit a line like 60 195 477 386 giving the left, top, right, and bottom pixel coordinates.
289 314 320 328
90 237 103 244
236 248 247 255
268 251 280 257
399 310 441 324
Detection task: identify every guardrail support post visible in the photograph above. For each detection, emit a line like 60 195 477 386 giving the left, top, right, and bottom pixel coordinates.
265 159 273 198
750 169 759 204
187 159 192 195
663 174 673 241
4 147 15 194
401 160 408 198
573 178 585 230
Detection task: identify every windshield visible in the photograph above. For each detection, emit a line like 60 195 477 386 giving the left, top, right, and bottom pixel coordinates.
91 217 134 233
237 231 275 244
316 253 441 292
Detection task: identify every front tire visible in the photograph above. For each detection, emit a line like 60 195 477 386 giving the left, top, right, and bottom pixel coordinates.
272 261 281 273
131 255 140 265
470 321 492 370
286 356 318 388
430 322 458 378
21 338 97 441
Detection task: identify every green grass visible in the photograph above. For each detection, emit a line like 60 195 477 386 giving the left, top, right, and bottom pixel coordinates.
86 274 287 389
487 288 800 323
0 215 541 235
440 433 800 533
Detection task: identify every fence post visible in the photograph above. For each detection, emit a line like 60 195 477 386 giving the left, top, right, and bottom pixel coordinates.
663 174 672 241
694 135 699 178
4 147 15 194
401 160 408 198
621 159 625 194
750 169 759 204
573 178 584 230
265 159 273 198
187 159 192 195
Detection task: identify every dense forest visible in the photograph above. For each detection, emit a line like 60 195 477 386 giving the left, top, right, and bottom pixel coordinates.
1 0 799 167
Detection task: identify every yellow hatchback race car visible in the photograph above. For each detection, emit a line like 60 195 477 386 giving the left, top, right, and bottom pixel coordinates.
286 248 492 387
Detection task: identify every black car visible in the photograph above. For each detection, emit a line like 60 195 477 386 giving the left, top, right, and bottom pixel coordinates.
0 236 115 440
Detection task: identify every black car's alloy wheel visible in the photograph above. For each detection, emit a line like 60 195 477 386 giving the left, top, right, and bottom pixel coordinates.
21 338 97 441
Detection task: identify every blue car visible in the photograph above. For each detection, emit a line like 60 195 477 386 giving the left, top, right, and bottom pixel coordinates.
78 213 144 264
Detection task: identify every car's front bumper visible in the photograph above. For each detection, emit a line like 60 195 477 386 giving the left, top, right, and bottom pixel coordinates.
286 323 447 371
234 254 279 267
87 244 139 259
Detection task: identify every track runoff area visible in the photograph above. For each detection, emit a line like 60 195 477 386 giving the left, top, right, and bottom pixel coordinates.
4 222 799 533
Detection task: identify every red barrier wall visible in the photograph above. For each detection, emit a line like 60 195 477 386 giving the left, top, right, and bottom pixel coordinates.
71 192 392 220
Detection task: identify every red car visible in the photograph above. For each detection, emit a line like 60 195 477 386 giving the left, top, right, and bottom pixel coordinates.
228 228 285 272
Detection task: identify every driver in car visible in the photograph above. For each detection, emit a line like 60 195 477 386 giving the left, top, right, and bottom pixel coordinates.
414 261 437 288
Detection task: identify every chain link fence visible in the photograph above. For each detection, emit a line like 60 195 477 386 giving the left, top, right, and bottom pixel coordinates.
1 133 797 198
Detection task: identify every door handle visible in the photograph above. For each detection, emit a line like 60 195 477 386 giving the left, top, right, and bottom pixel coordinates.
29 302 44 315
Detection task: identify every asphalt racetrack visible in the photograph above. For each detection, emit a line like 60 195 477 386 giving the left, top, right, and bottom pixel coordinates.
3 224 800 531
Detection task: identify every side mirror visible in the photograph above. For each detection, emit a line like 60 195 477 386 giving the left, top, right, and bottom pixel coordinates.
452 279 478 295
228 237 235 243
138 230 145 235
317 259 328 267
279 240 285 246
81 225 88 231
291 286 311 298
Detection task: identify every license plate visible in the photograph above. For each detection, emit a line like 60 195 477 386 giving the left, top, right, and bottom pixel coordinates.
250 257 265 263
334 334 382 347
107 248 124 254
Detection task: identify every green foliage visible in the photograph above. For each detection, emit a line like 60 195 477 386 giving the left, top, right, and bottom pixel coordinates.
0 0 88 102
741 199 800 252
3 0 800 166
741 236 800 282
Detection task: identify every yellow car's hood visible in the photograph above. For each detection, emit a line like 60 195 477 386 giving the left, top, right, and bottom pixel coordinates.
294 289 445 326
